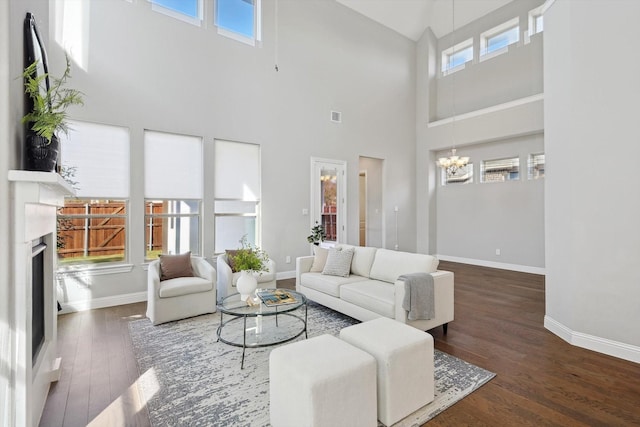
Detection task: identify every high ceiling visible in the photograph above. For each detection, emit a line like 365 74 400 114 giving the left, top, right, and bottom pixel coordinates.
335 0 514 41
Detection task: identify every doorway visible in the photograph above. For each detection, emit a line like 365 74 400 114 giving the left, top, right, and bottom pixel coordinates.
311 158 347 245
358 156 384 248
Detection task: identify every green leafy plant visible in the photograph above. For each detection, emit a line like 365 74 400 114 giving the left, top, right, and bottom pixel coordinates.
229 235 269 274
21 55 84 143
307 221 326 245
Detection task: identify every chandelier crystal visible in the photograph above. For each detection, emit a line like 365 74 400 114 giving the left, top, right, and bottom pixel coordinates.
438 148 469 176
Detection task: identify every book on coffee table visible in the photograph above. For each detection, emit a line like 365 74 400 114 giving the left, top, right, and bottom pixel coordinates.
257 289 298 306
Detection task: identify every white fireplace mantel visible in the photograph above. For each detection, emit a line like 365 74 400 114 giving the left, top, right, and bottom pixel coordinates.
8 170 74 427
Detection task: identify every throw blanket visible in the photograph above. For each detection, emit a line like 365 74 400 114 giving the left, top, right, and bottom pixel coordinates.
399 272 435 321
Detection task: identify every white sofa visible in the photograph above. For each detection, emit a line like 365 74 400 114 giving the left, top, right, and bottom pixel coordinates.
296 245 454 333
216 253 277 301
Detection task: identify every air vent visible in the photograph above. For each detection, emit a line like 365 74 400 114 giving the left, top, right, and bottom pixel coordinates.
330 111 342 123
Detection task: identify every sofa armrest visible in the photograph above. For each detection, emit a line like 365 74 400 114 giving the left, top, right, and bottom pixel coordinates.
296 256 315 291
393 270 454 324
216 254 234 300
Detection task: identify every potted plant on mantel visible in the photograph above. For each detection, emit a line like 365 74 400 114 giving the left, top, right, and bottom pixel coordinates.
21 55 84 172
229 235 269 301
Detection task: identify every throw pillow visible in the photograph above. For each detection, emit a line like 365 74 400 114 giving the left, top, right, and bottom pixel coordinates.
322 247 354 277
310 246 329 272
159 252 194 281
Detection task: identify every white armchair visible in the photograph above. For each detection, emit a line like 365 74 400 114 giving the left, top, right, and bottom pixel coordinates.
147 256 216 325
216 253 277 301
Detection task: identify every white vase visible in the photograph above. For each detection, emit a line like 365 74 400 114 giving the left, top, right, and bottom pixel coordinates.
236 270 258 301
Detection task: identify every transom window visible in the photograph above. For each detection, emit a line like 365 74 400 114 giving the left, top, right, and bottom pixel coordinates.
529 6 544 36
441 164 474 186
528 153 545 180
481 18 519 58
481 157 520 183
149 0 203 25
215 0 262 46
442 38 473 75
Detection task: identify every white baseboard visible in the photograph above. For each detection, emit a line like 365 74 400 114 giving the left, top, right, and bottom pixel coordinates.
59 291 147 314
436 255 546 275
544 316 640 364
276 270 296 280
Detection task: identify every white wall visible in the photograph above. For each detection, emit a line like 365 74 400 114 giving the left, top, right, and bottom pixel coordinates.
436 134 544 269
416 0 545 270
45 0 416 305
544 0 640 360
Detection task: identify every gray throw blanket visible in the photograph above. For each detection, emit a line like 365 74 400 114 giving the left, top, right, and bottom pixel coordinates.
399 272 435 321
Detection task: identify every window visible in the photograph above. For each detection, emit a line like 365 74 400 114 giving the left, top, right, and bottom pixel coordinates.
150 0 203 25
214 140 261 253
481 18 519 58
144 131 203 259
528 153 545 179
441 164 473 185
441 38 473 75
215 0 261 45
481 157 520 182
58 121 130 265
529 7 544 36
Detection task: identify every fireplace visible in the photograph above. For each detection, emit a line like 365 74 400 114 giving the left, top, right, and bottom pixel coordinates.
8 171 74 426
32 240 47 363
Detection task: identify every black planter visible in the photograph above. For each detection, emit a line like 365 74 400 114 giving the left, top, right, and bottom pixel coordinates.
25 132 59 172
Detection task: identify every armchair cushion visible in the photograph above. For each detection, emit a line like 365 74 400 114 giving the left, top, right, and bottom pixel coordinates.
159 252 194 280
158 276 213 298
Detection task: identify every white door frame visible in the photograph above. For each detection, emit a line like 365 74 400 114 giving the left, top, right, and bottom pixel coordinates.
310 157 347 245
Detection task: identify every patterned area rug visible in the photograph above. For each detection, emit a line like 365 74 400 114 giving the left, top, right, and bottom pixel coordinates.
129 302 494 426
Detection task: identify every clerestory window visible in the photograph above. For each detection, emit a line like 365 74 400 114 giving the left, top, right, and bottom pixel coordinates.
215 0 262 46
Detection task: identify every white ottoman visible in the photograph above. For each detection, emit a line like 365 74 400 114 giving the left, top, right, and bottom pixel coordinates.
269 334 377 427
340 317 434 426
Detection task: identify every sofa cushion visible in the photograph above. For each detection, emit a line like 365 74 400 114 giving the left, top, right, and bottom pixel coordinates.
159 252 193 281
310 247 329 272
322 247 354 277
369 249 439 284
300 272 368 297
337 244 378 277
158 276 213 298
340 280 395 318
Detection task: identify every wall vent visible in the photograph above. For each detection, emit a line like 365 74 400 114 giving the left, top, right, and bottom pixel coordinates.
330 111 342 123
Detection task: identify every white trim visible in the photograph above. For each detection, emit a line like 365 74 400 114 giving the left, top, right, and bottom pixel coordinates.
427 93 544 128
58 291 147 314
544 316 640 364
57 263 134 278
436 254 545 275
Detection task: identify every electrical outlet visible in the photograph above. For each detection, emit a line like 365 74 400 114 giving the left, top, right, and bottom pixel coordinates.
495 249 501 256
286 256 291 264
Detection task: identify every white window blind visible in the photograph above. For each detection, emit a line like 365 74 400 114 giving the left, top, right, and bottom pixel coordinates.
144 131 203 199
60 120 130 198
214 140 260 200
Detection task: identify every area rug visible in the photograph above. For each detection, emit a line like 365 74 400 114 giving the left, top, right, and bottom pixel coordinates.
129 302 494 426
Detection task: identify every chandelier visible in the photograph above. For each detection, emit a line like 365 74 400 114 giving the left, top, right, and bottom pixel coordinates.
438 148 469 176
437 0 469 178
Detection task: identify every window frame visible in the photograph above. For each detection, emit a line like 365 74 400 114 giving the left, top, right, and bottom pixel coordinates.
528 6 544 37
149 0 203 26
213 199 260 254
528 153 545 180
441 38 474 76
214 0 262 46
480 156 521 183
57 198 129 267
144 199 203 260
480 18 520 60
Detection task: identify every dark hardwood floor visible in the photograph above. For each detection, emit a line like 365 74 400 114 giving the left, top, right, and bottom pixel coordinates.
40 262 640 426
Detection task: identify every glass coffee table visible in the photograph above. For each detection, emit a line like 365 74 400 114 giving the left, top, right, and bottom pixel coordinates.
217 289 308 368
